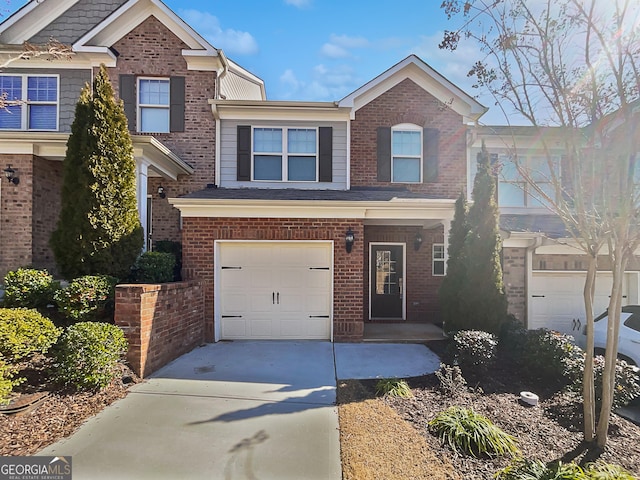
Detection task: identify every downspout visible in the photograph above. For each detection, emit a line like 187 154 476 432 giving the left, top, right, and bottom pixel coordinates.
213 49 229 187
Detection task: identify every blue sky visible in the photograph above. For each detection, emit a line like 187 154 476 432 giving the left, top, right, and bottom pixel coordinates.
3 0 504 123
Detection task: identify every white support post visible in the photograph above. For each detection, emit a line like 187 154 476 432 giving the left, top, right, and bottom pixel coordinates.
136 161 149 251
442 218 451 275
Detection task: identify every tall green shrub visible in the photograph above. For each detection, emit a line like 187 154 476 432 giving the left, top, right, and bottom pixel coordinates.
50 64 143 280
439 192 470 332
461 142 508 333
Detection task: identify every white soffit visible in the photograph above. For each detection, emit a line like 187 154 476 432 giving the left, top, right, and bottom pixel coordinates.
0 0 80 44
339 55 487 122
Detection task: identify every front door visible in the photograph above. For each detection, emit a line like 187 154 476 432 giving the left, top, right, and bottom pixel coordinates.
370 244 404 319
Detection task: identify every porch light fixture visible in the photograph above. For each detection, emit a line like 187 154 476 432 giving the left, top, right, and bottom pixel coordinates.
3 165 19 185
345 228 355 253
157 185 166 199
414 232 423 251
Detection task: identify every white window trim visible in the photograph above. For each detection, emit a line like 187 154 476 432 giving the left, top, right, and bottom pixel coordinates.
0 73 59 131
391 123 422 184
251 126 319 182
433 243 445 276
137 77 170 134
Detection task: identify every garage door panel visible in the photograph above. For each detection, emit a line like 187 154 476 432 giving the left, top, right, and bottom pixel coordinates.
530 272 628 336
219 242 332 340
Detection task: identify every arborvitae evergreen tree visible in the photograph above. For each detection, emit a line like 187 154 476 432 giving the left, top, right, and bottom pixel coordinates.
461 141 508 333
439 191 470 332
51 64 143 279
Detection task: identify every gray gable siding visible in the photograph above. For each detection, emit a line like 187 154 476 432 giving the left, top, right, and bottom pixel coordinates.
220 119 348 190
29 0 129 45
2 68 91 133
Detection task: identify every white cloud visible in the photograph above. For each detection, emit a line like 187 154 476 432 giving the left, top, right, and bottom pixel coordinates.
328 34 369 49
284 0 311 8
320 34 371 59
320 43 349 59
278 63 360 101
178 9 258 56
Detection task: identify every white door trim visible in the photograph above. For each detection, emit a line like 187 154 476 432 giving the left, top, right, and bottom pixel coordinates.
214 240 334 342
368 242 406 321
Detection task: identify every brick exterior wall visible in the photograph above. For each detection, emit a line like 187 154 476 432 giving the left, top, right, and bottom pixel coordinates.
114 281 205 378
0 154 34 279
503 247 526 322
107 16 218 245
181 217 365 342
350 78 468 198
32 157 63 274
364 225 444 322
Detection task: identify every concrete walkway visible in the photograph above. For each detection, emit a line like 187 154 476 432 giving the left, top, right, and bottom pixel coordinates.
39 341 440 480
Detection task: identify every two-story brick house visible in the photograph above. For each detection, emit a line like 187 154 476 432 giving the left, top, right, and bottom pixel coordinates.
3 0 631 343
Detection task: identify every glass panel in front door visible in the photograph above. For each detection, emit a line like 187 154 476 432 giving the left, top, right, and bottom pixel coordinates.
371 245 404 319
375 250 397 295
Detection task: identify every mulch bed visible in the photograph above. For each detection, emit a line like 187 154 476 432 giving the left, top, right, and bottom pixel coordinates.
338 340 640 479
0 356 139 456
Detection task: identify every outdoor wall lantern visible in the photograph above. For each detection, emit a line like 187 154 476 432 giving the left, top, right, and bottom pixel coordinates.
3 165 19 185
345 228 355 253
157 185 166 199
414 232 423 251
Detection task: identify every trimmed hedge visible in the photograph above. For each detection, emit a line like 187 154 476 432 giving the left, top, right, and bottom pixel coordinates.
54 322 128 390
2 268 59 308
132 251 176 283
54 275 118 323
0 308 61 360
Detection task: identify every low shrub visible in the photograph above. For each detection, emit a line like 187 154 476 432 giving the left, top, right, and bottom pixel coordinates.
499 315 528 358
520 329 582 382
53 322 127 390
434 363 467 397
154 240 182 281
453 330 497 374
132 251 175 283
496 458 635 480
0 308 61 360
2 268 59 308
428 406 519 458
54 275 118 323
565 353 640 410
375 378 413 398
0 357 19 405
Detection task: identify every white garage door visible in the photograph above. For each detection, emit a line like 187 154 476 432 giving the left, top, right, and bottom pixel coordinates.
529 272 628 336
218 242 332 340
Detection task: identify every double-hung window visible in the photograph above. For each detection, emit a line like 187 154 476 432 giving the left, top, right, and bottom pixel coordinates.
0 74 58 131
498 155 558 208
391 124 422 183
253 127 317 181
432 244 445 276
138 78 170 133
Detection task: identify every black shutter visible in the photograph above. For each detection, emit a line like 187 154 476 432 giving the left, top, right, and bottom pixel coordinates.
423 127 439 183
237 125 251 181
119 74 135 131
170 76 185 132
377 127 391 182
318 126 333 182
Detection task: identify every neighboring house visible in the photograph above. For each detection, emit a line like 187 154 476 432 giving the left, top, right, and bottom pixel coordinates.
0 0 632 342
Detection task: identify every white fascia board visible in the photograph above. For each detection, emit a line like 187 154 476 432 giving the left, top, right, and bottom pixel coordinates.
1 50 115 68
74 0 216 53
0 0 79 43
339 55 487 121
210 101 350 122
227 58 265 86
181 51 223 72
132 136 194 180
170 198 455 220
0 132 69 159
471 130 567 152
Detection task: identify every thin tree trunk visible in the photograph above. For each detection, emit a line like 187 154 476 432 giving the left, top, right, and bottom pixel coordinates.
582 254 597 442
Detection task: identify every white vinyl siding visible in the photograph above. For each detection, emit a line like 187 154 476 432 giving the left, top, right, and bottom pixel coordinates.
220 119 348 189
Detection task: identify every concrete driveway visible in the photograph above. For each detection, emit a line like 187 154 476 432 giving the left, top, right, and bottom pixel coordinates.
39 341 440 480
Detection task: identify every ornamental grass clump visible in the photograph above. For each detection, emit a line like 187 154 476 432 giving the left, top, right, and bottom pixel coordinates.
496 458 635 480
375 378 413 398
428 406 519 458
